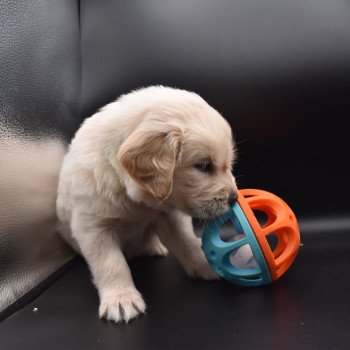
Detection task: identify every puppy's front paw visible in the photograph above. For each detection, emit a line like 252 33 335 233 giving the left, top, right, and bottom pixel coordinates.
99 288 146 323
186 256 220 281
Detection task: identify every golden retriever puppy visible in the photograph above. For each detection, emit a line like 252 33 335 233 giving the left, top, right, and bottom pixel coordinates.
56 86 238 323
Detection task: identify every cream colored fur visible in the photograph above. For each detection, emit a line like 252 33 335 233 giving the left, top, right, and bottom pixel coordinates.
56 86 237 323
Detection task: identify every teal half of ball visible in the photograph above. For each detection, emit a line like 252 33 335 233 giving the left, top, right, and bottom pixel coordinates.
202 202 271 286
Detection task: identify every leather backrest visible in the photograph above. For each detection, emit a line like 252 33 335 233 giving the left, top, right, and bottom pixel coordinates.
0 0 80 312
80 0 350 216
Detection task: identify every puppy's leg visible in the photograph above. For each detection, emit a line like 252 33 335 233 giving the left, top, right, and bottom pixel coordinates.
71 212 146 323
157 211 219 280
125 229 168 260
141 232 169 257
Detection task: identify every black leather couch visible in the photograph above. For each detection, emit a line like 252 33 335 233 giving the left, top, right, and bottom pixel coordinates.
1 1 350 349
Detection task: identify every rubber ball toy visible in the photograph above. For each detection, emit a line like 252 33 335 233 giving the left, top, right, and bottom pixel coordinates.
202 189 300 286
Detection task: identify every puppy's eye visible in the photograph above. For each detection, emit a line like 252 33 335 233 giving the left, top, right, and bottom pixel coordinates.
195 161 212 173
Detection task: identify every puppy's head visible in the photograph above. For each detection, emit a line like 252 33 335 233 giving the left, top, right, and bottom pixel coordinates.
117 88 237 219
170 119 237 219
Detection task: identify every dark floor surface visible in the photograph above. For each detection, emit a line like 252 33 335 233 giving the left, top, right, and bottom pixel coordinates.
1 227 350 350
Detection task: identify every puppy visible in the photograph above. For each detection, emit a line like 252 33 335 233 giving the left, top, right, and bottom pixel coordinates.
56 86 238 323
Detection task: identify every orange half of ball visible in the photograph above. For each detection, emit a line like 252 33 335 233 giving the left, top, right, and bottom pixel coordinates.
237 189 300 281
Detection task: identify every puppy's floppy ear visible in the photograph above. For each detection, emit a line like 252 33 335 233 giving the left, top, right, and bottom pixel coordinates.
117 121 183 201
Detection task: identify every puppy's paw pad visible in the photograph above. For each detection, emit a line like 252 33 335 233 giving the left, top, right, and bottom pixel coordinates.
99 289 146 323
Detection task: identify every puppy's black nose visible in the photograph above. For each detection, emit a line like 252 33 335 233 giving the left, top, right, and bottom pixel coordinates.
228 192 238 206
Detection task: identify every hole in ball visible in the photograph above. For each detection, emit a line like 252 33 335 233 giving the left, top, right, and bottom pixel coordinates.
210 250 217 260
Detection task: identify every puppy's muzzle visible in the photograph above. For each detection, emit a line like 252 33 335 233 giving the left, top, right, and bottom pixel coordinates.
228 191 238 206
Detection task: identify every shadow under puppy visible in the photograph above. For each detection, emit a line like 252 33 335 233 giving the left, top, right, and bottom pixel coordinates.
56 86 238 323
